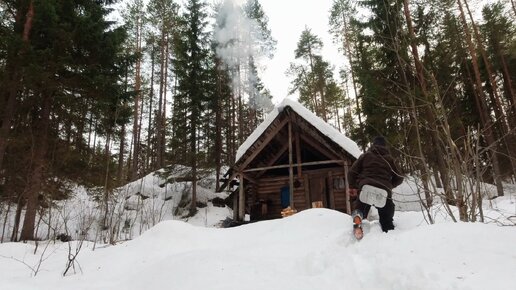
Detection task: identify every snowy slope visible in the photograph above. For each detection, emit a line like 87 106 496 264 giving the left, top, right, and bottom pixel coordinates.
0 168 233 243
1 199 515 290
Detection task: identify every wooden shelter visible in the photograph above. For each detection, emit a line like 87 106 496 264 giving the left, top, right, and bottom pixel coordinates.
220 99 362 221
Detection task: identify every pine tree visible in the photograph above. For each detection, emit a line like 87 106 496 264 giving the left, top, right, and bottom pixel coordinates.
122 0 146 181
288 28 327 120
330 0 366 145
243 0 276 129
172 0 212 215
357 0 412 139
0 0 34 175
147 0 178 169
213 0 275 157
0 0 131 241
456 0 505 196
481 2 516 177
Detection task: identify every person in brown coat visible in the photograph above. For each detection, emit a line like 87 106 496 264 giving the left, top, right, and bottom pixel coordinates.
348 136 403 234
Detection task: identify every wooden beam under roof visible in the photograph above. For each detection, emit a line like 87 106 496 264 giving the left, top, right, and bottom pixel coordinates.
236 117 289 172
299 134 341 161
294 114 344 158
242 172 258 184
243 159 346 172
255 142 289 179
295 129 302 178
288 117 294 208
238 174 244 220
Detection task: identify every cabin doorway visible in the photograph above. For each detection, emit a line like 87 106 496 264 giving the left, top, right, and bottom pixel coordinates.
309 176 328 208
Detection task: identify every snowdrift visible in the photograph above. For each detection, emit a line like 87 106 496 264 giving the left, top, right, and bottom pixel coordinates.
1 208 515 290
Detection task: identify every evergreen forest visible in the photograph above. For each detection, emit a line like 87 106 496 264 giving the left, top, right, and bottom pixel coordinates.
0 0 515 241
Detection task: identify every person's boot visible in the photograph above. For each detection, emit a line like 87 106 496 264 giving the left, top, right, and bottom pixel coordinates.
352 210 363 240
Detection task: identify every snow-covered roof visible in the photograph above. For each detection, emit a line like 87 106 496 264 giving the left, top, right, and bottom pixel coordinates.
235 98 362 162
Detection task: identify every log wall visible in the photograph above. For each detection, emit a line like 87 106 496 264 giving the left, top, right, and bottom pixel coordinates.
252 170 351 220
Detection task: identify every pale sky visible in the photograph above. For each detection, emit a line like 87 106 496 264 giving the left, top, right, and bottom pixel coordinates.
256 0 493 105
112 0 344 105
257 0 345 104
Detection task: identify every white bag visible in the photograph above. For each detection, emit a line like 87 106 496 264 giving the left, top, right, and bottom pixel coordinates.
359 184 388 208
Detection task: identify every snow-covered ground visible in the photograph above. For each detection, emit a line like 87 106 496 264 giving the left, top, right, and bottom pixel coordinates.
1 189 515 290
1 168 515 289
0 167 233 243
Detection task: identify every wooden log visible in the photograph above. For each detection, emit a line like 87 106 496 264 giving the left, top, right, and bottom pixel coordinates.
280 206 297 217
255 142 289 179
238 173 245 221
295 130 302 178
244 160 346 173
304 173 310 209
260 175 291 182
288 120 294 209
233 190 238 220
328 171 335 209
299 130 341 160
344 164 351 214
237 118 288 172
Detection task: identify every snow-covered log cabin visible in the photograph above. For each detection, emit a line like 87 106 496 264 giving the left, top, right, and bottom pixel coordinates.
219 98 362 221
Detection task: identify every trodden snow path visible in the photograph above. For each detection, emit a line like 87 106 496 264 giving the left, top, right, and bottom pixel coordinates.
1 208 515 290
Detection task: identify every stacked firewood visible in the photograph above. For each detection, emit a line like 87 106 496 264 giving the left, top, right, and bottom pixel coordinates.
281 206 297 217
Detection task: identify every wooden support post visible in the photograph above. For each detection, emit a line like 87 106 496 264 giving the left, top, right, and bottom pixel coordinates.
304 174 310 209
328 171 335 209
233 190 238 220
238 173 245 221
295 131 302 178
288 120 294 209
344 164 351 214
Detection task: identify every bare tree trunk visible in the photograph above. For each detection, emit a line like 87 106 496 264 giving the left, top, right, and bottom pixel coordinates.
340 11 363 138
131 15 143 181
102 132 112 230
230 90 236 165
432 168 442 188
20 93 52 241
464 0 516 177
464 0 507 122
401 0 451 205
92 119 98 157
147 46 155 171
160 40 169 169
237 64 244 145
499 51 516 121
475 129 485 222
215 60 223 192
118 67 129 184
11 196 24 241
190 127 197 215
75 97 89 153
156 29 166 169
87 106 93 151
1 199 11 242
496 34 516 179
0 0 34 173
457 0 504 196
334 106 341 131
117 123 125 184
